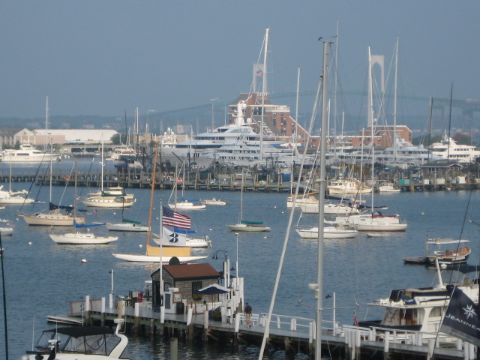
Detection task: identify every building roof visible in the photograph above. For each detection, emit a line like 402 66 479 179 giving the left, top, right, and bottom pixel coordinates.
29 129 118 143
157 263 220 281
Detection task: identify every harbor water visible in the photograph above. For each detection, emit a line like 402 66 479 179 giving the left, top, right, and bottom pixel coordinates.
0 162 479 358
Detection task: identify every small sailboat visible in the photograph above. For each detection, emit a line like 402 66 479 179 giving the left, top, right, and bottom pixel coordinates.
106 201 149 232
168 163 205 210
0 163 34 205
83 142 135 208
21 160 86 226
228 170 270 232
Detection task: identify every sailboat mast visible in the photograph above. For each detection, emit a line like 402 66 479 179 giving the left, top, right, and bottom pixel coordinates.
368 47 375 212
260 28 269 162
146 145 158 248
316 40 331 360
0 234 9 360
292 67 301 196
49 158 53 204
393 38 399 162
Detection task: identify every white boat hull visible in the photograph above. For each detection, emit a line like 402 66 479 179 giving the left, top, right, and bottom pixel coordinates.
202 199 227 206
50 232 118 245
228 223 271 232
21 212 85 226
356 222 407 232
296 226 358 239
83 196 135 208
0 227 13 236
112 253 207 263
106 222 149 232
169 202 206 211
0 196 34 205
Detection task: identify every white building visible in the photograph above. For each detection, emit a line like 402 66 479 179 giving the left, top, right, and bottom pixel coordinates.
13 128 118 146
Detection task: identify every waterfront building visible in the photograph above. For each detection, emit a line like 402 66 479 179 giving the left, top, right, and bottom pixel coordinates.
13 128 118 146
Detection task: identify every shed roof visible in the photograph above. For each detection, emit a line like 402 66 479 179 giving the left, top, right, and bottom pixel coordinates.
154 263 219 281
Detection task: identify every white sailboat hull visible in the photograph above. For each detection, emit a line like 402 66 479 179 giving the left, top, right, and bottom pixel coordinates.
0 196 34 205
228 223 271 232
355 221 407 232
296 226 358 239
169 202 206 211
21 212 85 226
49 232 118 245
0 227 13 236
112 253 207 263
106 222 149 232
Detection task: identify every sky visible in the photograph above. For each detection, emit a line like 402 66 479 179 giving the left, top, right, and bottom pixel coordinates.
0 1 479 119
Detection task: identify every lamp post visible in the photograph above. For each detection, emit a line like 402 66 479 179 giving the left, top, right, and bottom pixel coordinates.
212 250 230 288
235 233 239 280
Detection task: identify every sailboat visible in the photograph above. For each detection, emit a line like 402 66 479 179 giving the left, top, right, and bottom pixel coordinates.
168 163 206 211
112 145 207 263
21 159 86 226
228 170 271 232
83 142 135 208
106 192 148 232
49 167 117 245
0 162 34 205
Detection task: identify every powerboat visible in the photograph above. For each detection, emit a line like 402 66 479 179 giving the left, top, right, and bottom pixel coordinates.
168 199 206 211
202 198 227 206
24 319 129 359
404 238 471 267
1 144 60 163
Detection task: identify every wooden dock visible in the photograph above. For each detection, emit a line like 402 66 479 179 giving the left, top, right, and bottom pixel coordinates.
54 295 477 359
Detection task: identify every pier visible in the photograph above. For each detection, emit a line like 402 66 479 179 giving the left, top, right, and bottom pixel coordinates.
52 294 477 359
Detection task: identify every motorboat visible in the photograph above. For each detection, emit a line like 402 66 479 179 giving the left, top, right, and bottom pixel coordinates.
24 319 129 359
1 144 60 163
296 226 358 239
404 238 471 267
202 198 227 206
327 179 372 196
378 183 401 193
0 226 13 236
430 132 480 164
286 194 318 208
358 266 478 341
169 199 206 211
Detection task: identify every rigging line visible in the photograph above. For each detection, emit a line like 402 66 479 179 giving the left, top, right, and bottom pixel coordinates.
58 162 75 206
258 66 324 360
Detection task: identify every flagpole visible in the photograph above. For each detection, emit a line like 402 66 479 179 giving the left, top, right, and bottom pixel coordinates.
159 200 164 324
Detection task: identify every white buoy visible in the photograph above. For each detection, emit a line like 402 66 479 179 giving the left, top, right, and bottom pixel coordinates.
28 241 32 246
209 228 213 231
421 211 425 215
113 212 116 215
81 258 87 263
139 244 143 248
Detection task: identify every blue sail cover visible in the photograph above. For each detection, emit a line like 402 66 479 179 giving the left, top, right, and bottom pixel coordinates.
74 221 105 228
171 227 196 234
49 202 74 213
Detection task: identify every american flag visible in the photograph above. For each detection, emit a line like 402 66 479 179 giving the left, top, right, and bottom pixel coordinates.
162 206 191 229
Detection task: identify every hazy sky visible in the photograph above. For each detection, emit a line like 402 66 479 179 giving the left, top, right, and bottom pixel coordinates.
0 1 478 118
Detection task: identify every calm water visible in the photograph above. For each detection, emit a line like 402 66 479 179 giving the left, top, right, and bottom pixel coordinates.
1 163 479 359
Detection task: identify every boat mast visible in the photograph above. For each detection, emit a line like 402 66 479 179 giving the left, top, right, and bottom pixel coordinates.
368 47 375 212
292 67 301 196
45 96 49 152
333 21 339 162
316 40 331 360
260 28 269 162
146 145 158 249
427 97 433 161
393 38 399 162
447 83 453 162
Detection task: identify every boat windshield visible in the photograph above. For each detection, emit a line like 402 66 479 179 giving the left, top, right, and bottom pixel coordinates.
382 308 422 327
35 328 120 355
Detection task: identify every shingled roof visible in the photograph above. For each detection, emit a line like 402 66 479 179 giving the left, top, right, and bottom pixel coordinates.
157 263 220 281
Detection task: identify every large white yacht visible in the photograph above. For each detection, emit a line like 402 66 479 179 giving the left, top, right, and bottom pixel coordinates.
430 133 480 163
161 101 310 169
1 144 60 163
